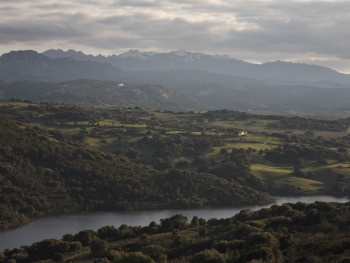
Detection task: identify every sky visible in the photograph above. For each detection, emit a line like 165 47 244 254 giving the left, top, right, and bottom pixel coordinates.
1 0 350 73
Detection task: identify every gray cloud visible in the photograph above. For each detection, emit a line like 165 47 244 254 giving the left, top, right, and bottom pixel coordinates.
0 0 350 72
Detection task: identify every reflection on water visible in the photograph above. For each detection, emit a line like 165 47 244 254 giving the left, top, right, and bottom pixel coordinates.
0 195 349 251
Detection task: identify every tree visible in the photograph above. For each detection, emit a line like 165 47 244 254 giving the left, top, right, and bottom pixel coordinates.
121 252 155 263
190 249 226 263
90 238 108 258
75 230 93 246
293 159 305 177
142 245 167 263
191 216 200 228
160 214 188 231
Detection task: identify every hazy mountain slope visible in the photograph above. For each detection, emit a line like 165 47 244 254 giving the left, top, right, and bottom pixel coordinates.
43 49 350 84
257 61 350 83
179 83 350 110
0 78 208 111
0 50 122 81
120 70 350 110
3 50 350 111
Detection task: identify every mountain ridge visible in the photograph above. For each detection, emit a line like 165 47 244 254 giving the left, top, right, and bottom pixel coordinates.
2 49 350 111
0 50 123 81
43 48 350 84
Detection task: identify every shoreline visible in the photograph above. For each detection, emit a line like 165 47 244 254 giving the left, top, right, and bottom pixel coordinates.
1 193 349 233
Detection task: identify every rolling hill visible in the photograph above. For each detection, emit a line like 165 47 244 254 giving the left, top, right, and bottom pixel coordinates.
0 78 208 111
0 111 270 230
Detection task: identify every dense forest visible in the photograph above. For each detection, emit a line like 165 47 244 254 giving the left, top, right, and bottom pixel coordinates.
0 108 269 231
1 201 350 262
0 100 350 240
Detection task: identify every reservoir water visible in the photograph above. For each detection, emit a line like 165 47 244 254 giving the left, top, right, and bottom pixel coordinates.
0 195 349 251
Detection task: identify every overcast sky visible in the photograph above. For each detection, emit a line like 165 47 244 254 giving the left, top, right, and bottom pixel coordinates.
1 0 350 72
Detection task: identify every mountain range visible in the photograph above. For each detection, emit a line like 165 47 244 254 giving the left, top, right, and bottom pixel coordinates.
0 50 122 81
43 49 350 85
0 51 207 111
1 49 350 111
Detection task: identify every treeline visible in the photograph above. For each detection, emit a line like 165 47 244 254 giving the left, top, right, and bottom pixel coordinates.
200 110 350 132
0 101 151 124
264 144 349 163
3 100 350 133
267 116 349 132
2 201 350 262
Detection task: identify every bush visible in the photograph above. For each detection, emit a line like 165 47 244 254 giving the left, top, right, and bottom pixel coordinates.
75 230 93 246
27 239 70 261
107 250 122 262
63 233 74 241
52 252 64 262
90 238 108 258
191 249 226 263
142 245 167 263
70 241 83 252
121 252 155 263
160 214 188 231
246 232 276 247
243 246 274 262
98 225 118 239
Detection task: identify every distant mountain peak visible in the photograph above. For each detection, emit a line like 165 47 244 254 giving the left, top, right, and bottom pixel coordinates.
171 50 191 57
1 50 44 60
117 49 232 62
118 49 152 59
261 60 339 74
0 50 122 81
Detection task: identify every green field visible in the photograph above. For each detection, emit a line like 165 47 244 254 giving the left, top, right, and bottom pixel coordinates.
1 101 350 197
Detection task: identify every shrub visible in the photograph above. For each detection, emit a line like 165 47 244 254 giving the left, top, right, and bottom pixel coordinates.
121 252 155 263
75 230 93 246
52 252 64 262
190 249 226 263
142 245 167 263
90 238 108 258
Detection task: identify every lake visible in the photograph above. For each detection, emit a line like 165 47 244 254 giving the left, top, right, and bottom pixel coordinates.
0 195 349 251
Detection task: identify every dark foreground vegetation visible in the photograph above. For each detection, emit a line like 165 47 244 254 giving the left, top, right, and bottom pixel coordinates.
1 100 350 231
1 201 350 262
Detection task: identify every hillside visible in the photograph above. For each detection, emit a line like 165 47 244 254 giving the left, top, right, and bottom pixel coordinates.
0 110 270 230
121 69 350 111
0 50 122 81
0 78 208 111
1 101 350 202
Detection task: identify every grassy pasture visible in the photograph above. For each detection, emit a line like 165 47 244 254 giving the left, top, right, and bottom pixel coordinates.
275 176 325 192
1 101 350 197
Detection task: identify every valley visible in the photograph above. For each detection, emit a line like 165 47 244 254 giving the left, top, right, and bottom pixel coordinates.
1 50 350 262
2 100 350 198
2 0 350 260
1 101 350 235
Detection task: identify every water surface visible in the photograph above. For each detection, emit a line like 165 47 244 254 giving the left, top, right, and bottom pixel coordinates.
0 195 348 251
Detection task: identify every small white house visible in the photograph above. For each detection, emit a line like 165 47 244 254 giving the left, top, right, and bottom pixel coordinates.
118 83 125 87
